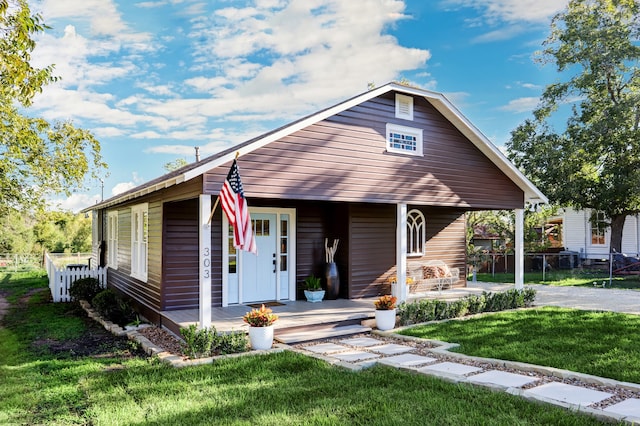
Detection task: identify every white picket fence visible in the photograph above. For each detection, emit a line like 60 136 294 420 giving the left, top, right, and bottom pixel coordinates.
45 253 107 302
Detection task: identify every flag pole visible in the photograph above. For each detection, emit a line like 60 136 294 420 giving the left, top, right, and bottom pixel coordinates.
207 151 240 225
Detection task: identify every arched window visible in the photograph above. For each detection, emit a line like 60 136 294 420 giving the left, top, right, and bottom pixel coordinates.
407 209 425 256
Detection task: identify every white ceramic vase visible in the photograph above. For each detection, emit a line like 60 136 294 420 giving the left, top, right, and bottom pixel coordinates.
248 325 274 350
375 309 397 331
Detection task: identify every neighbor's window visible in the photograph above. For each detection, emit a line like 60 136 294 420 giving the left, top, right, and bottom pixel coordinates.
386 123 423 156
107 211 118 269
407 209 426 256
590 210 607 245
131 204 148 281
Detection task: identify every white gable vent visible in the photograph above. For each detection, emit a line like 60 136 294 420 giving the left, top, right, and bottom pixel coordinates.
395 93 413 120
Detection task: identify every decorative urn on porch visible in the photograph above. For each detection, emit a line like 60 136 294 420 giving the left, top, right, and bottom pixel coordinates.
303 274 325 302
243 304 278 350
324 238 340 299
374 295 397 331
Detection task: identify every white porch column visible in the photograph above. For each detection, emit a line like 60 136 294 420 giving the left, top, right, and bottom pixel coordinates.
515 208 524 290
199 194 212 328
396 203 408 302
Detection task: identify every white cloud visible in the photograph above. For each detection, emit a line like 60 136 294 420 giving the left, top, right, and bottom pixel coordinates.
30 0 433 182
443 0 567 24
41 0 153 43
93 127 126 138
49 193 101 213
111 181 136 196
499 96 539 113
472 24 527 43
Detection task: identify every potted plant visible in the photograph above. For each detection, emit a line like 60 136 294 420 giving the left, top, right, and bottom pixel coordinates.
303 274 325 303
374 294 397 331
243 304 278 350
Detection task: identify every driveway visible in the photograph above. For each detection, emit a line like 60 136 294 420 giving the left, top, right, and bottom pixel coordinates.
469 281 640 315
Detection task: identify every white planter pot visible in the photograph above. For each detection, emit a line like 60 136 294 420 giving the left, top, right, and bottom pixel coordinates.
304 289 325 303
375 309 397 331
248 325 274 350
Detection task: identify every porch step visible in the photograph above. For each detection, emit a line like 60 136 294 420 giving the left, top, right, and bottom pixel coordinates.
275 323 372 344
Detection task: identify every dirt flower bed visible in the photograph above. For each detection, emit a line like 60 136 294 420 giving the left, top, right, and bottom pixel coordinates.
137 326 186 357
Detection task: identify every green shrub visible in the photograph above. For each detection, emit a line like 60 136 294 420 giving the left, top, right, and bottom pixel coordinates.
216 330 248 355
397 287 537 326
466 294 486 314
91 289 136 326
181 324 215 359
180 325 248 358
69 277 102 302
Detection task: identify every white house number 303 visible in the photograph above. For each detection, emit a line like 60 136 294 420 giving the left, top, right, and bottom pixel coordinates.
202 247 211 278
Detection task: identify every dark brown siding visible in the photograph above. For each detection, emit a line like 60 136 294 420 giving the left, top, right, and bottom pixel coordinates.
348 204 396 298
162 199 199 310
105 176 204 311
203 91 523 210
408 206 467 288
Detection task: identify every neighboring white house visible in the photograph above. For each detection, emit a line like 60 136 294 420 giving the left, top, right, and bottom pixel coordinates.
560 207 640 259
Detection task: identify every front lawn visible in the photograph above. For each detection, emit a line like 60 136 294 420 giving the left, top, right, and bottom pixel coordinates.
0 271 609 425
471 270 640 289
399 306 640 383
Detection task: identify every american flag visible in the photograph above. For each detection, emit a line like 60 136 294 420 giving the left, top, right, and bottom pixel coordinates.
219 159 257 254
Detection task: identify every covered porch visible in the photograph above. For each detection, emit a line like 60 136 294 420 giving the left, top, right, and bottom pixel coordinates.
159 285 490 337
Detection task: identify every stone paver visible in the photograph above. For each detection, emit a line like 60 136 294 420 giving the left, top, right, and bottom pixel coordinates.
302 343 349 354
378 353 437 367
331 350 381 362
468 370 539 388
603 398 640 418
368 343 414 355
339 337 383 347
524 382 613 406
418 361 482 377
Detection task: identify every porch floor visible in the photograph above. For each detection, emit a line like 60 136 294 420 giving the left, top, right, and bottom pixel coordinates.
160 285 488 334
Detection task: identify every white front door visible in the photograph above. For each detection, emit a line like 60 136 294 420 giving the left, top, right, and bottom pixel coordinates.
223 208 296 306
241 213 277 302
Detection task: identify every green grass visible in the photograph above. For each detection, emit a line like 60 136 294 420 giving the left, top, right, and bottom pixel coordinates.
471 270 640 288
0 271 613 425
400 306 640 383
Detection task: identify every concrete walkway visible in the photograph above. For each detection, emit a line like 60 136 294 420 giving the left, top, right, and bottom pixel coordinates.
291 283 640 425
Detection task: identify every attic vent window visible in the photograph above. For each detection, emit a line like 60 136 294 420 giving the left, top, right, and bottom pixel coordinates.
395 94 413 120
386 123 423 156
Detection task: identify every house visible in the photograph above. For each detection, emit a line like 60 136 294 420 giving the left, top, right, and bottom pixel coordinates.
83 82 546 330
557 207 640 260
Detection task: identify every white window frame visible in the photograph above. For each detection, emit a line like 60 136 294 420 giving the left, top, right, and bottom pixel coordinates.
590 210 608 246
395 93 414 120
386 123 423 157
407 209 426 256
131 204 148 281
107 211 118 269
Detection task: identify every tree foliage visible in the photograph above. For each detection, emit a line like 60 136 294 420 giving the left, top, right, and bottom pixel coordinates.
0 209 91 253
507 0 640 253
467 205 559 254
163 158 188 172
0 0 105 217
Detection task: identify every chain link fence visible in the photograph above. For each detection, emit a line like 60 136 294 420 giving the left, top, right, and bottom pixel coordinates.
0 253 44 271
468 252 640 285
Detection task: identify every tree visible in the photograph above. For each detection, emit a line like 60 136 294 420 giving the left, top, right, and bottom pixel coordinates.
0 0 105 217
467 205 559 254
163 158 188 172
507 0 640 254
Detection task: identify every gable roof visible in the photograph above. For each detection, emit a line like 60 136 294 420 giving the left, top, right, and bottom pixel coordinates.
84 82 547 212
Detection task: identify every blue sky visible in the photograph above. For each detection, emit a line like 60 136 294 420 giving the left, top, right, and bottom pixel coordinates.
30 0 568 211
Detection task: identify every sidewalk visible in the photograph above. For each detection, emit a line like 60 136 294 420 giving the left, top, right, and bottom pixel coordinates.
290 283 640 425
